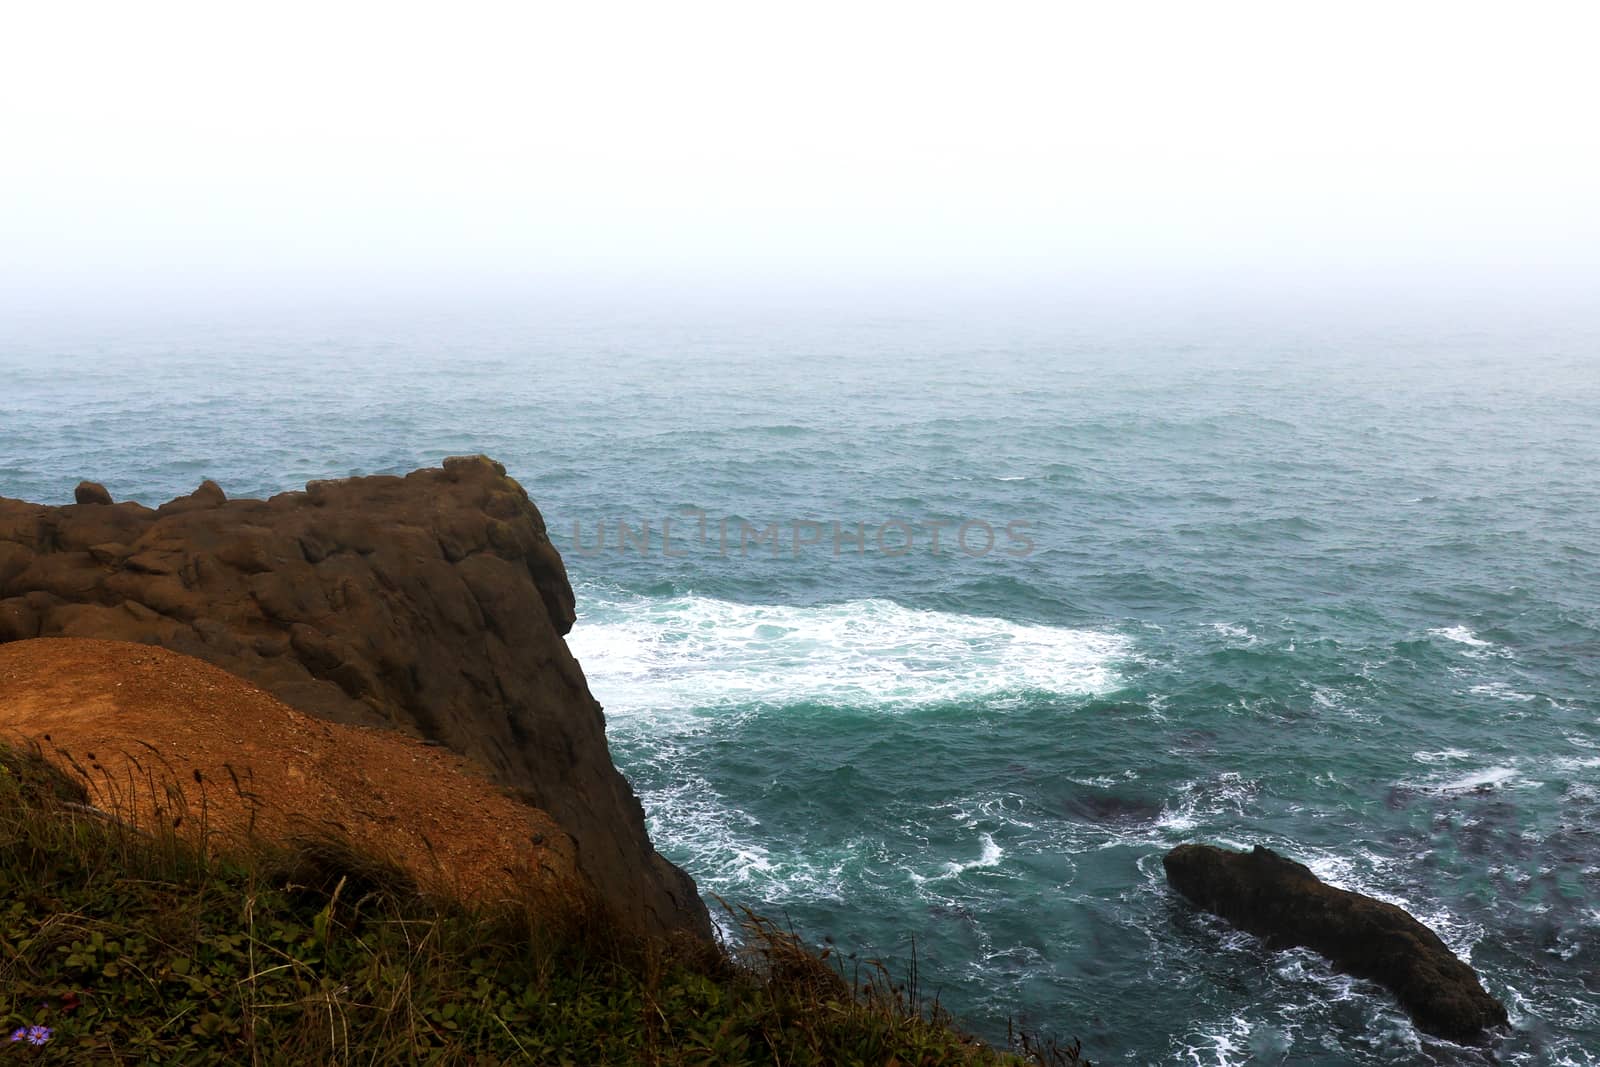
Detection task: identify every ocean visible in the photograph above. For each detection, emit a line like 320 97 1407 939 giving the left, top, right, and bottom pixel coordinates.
3 297 1597 1064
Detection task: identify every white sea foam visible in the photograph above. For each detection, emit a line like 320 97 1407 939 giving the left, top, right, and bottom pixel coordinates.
927 832 1005 881
1157 773 1261 836
1398 760 1531 802
965 792 1042 831
1431 625 1493 648
568 590 1129 718
1303 848 1406 905
1156 811 1198 833
1308 684 1380 722
1209 622 1254 643
1178 1012 1254 1067
639 771 855 913
571 589 1129 914
1065 774 1122 788
1309 686 1342 709
1470 682 1537 702
1412 748 1473 764
1433 766 1520 793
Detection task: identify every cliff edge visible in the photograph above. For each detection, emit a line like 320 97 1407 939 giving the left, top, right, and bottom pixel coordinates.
0 457 709 940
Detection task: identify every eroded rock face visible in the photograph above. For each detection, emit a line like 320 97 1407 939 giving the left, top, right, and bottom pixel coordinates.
0 456 709 940
1164 843 1506 1044
0 638 582 909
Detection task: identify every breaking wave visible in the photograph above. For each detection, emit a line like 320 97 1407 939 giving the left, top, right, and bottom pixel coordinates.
567 587 1129 719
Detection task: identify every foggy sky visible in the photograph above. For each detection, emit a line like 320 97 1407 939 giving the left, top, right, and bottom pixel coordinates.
3 1 1597 306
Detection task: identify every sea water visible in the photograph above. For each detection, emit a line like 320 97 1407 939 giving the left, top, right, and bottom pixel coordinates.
3 298 1597 1063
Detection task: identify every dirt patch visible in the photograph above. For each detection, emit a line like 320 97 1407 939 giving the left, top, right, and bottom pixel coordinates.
0 637 579 907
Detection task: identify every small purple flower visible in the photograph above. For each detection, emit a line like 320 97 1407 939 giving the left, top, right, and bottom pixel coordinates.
8 1028 25 1043
25 1026 51 1045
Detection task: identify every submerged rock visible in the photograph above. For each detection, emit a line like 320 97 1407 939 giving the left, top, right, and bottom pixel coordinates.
0 456 709 940
1163 843 1507 1044
1062 789 1162 825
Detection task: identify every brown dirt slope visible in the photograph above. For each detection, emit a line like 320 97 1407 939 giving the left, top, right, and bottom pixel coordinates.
0 638 579 907
0 456 709 939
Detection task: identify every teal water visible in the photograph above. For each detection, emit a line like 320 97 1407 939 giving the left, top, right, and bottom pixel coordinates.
3 303 1598 1064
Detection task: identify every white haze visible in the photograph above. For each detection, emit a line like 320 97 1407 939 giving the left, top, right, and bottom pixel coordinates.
2 1 1597 312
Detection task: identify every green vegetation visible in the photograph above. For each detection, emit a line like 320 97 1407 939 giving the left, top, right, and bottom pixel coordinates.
0 741 1086 1065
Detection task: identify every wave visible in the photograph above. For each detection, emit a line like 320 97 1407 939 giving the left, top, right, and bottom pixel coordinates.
1427 625 1519 663
1430 625 1492 648
1469 682 1537 702
1411 748 1474 764
1209 622 1256 644
1419 765 1521 794
566 588 1129 719
937 832 1004 880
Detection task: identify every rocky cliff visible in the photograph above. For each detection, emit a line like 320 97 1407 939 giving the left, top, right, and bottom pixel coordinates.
0 456 709 940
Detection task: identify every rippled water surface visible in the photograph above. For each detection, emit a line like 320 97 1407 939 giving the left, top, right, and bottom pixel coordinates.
3 302 1598 1063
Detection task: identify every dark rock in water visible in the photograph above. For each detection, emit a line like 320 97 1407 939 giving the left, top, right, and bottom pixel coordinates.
1063 789 1162 825
1164 843 1507 1044
1172 728 1218 753
74 481 113 506
0 456 709 941
1385 785 1417 810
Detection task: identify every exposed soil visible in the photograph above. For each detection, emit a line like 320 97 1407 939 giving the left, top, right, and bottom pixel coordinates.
0 637 578 907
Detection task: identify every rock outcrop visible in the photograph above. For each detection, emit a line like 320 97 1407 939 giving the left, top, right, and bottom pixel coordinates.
1 638 581 906
1164 843 1507 1043
0 457 709 940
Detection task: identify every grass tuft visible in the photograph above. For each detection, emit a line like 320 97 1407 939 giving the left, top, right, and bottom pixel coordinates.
0 740 1089 1065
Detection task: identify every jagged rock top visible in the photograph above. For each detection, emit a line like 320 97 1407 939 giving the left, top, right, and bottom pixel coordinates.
0 456 708 940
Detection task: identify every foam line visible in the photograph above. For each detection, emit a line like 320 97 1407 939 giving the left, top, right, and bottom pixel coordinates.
568 590 1129 718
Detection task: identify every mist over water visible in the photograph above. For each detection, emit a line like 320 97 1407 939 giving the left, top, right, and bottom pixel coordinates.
4 299 1599 1063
